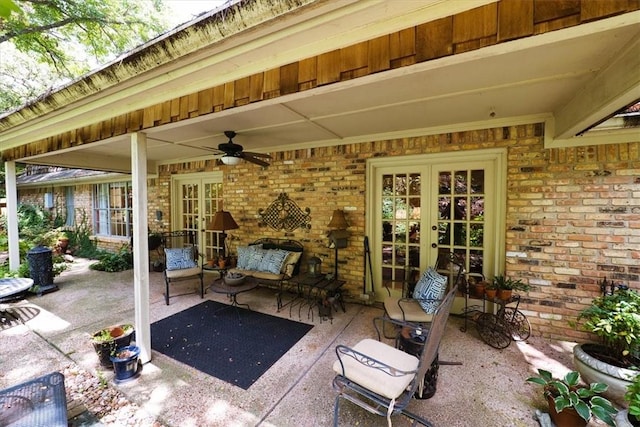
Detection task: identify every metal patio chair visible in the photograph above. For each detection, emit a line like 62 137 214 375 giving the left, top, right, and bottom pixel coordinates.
161 230 204 305
332 286 456 426
382 252 465 334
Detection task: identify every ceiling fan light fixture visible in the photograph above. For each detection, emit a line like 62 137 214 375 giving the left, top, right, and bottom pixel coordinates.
220 155 241 165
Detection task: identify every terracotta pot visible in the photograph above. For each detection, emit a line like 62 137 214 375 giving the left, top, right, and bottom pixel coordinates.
470 283 485 298
546 394 587 427
484 288 498 299
497 289 512 301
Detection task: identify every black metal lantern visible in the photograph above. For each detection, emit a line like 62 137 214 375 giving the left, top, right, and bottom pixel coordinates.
308 256 322 277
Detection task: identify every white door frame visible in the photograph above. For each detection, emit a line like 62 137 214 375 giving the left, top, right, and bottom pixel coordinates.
365 148 507 300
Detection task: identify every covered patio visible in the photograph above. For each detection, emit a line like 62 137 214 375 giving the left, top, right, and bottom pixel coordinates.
0 258 581 426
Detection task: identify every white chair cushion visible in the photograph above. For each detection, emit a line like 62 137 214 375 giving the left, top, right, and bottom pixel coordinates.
332 338 419 399
384 297 435 323
166 266 201 279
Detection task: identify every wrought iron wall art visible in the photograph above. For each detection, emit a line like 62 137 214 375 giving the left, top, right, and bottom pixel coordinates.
258 192 311 231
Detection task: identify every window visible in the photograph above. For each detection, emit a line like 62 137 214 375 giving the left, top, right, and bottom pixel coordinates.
94 182 132 237
65 186 75 227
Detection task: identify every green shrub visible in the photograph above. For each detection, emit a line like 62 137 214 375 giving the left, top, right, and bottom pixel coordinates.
90 245 133 272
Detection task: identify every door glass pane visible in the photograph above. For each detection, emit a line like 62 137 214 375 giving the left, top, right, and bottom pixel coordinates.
409 173 420 195
380 172 421 292
436 167 487 288
203 182 223 262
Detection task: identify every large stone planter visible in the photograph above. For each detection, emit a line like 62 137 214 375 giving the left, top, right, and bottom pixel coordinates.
573 343 638 406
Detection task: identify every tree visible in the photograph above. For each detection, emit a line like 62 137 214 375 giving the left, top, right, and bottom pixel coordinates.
0 0 168 113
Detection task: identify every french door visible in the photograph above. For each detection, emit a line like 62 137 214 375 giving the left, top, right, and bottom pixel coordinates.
172 172 224 263
367 149 506 303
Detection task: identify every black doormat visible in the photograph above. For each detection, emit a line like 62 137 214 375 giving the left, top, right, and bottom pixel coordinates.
151 301 313 389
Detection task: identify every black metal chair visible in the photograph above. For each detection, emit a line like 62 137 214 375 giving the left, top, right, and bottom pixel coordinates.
332 286 457 426
161 230 204 305
382 252 465 329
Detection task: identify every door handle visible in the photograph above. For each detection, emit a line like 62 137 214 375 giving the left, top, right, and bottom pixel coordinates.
431 243 437 248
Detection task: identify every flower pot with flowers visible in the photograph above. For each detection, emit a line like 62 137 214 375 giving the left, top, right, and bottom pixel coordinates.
572 285 640 405
526 369 617 427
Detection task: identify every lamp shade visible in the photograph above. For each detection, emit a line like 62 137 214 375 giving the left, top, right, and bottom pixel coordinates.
327 209 349 229
208 210 239 231
220 155 241 165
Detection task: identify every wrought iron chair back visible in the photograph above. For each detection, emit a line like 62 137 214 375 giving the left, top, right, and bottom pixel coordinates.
161 230 204 305
332 285 457 426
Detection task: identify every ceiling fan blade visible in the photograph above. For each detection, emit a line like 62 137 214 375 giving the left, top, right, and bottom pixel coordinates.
243 151 272 159
242 154 270 167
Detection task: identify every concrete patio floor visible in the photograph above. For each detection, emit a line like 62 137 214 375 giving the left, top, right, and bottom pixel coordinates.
0 258 610 426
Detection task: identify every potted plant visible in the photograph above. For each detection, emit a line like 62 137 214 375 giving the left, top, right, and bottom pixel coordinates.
110 345 142 383
493 274 530 301
573 286 640 405
617 374 640 427
484 280 498 300
91 324 135 369
526 368 617 427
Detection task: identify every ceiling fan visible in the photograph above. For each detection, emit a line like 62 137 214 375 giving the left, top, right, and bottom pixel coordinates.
213 131 272 167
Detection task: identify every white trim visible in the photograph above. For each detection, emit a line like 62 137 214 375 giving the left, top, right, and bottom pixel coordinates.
544 116 640 149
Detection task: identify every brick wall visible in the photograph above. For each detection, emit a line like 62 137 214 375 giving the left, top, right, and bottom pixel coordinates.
17 123 640 341
157 123 639 341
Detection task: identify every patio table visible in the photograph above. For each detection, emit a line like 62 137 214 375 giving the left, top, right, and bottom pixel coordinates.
0 372 68 427
0 278 33 323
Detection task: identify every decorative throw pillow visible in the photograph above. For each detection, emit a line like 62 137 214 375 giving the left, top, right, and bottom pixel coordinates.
281 251 302 274
412 267 448 313
236 246 253 269
259 249 290 275
246 247 267 270
165 247 197 271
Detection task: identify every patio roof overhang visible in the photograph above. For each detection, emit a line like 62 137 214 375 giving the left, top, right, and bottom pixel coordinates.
0 0 639 173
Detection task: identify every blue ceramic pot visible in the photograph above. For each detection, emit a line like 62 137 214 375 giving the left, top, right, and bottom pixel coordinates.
110 345 141 382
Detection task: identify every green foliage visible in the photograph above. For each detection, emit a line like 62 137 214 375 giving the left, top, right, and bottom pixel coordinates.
626 374 640 421
526 369 617 426
0 0 20 20
90 245 132 272
576 289 640 359
68 209 101 259
492 274 530 292
0 0 167 112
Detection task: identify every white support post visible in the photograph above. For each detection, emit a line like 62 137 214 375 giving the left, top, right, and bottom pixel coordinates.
5 161 20 270
131 133 151 364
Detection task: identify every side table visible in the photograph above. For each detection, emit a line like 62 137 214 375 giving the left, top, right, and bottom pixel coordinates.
209 278 258 321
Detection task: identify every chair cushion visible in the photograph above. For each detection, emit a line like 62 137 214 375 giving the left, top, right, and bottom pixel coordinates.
166 266 201 279
228 268 283 282
165 247 197 271
412 267 447 313
332 338 419 399
384 297 435 323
